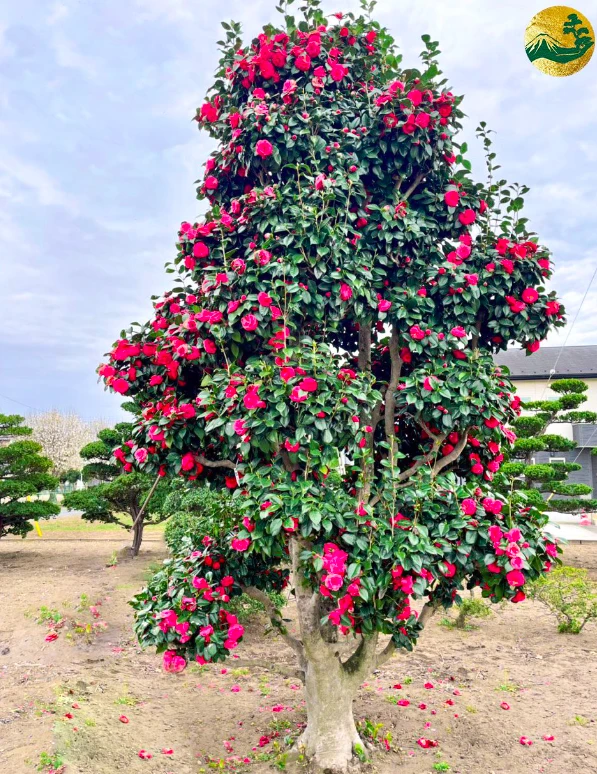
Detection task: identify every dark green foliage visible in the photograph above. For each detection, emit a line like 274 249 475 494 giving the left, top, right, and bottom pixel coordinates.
163 485 241 555
498 379 596 515
0 414 60 538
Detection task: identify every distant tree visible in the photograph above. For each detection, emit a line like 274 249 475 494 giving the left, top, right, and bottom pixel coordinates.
59 468 81 486
0 414 60 538
497 379 597 513
27 411 104 476
63 420 170 556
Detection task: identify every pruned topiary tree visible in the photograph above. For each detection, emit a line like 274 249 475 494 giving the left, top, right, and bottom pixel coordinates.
0 414 60 539
497 378 597 514
97 1 566 769
63 421 171 555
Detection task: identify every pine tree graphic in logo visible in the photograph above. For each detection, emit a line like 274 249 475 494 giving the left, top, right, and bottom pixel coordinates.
525 6 594 76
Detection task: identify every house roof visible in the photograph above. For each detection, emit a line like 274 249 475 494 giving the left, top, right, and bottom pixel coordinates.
495 345 597 380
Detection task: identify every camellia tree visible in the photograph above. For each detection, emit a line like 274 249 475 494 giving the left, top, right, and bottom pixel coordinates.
497 378 597 514
0 414 60 538
99 1 566 769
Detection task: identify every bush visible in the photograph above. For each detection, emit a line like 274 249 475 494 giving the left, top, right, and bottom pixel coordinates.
528 566 597 633
442 596 493 630
163 486 241 554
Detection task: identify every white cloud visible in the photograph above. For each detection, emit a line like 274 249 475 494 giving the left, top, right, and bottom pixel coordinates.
47 2 70 25
0 152 76 211
52 33 97 77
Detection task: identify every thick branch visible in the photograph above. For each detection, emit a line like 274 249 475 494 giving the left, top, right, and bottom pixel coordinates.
374 603 437 669
396 433 447 484
196 455 236 470
431 430 469 477
357 323 372 372
402 172 425 201
242 585 305 663
281 449 301 473
342 632 379 688
290 538 324 658
384 326 402 440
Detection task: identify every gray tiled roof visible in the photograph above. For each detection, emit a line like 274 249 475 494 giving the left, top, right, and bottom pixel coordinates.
495 345 597 379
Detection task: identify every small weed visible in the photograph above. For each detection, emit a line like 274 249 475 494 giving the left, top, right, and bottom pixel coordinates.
465 705 477 714
269 718 293 732
76 594 91 612
403 676 413 685
570 715 589 726
259 675 270 696
433 763 451 772
36 751 64 772
106 550 118 567
114 689 140 707
84 718 96 727
274 752 288 770
35 607 63 625
385 694 398 704
495 672 519 693
230 667 250 678
353 743 368 763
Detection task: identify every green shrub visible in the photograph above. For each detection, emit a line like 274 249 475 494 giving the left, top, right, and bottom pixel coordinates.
528 566 597 633
442 597 492 630
163 485 241 554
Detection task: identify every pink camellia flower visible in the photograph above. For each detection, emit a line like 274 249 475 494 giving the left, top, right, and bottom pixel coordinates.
409 325 426 341
138 749 153 759
339 283 353 301
119 714 129 723
500 701 510 710
397 699 410 707
444 189 459 207
241 314 259 331
324 573 344 592
192 576 209 591
134 448 148 464
231 258 246 274
193 241 210 258
464 273 478 285
258 291 272 307
199 625 214 639
521 287 539 304
545 542 557 558
233 419 247 436
255 140 274 158
519 736 533 746
423 377 434 391
450 326 467 338
461 498 477 516
231 537 251 552
506 570 525 587
289 386 307 403
163 650 187 673
230 684 241 692
204 176 219 191
542 735 555 742
378 299 392 312
330 62 348 82
45 631 59 642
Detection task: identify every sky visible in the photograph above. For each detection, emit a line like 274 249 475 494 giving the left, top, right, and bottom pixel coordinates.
1 0 596 423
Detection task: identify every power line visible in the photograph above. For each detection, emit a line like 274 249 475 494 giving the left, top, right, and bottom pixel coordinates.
0 392 40 412
540 262 597 400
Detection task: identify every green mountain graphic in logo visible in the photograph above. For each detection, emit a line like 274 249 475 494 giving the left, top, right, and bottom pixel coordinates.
526 12 594 64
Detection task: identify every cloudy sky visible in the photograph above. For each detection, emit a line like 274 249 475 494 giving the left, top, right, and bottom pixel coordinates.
1 0 596 423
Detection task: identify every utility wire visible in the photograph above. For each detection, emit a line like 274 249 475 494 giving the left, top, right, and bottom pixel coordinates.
540 262 597 400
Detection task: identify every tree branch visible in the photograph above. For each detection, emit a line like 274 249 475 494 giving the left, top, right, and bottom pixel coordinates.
384 326 402 440
396 433 446 484
402 172 425 201
430 430 469 477
241 585 305 663
374 603 438 669
196 455 236 470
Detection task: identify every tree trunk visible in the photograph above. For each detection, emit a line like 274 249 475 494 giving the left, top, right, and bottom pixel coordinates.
298 652 363 773
131 517 144 557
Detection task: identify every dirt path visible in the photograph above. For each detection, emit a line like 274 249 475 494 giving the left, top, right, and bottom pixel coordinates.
1 530 596 774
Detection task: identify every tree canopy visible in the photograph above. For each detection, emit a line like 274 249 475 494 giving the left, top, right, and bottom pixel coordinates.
0 414 60 539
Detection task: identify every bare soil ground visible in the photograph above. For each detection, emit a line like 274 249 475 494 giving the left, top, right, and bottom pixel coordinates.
1 521 597 774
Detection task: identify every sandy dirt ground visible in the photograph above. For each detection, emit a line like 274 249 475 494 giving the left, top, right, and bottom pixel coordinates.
1 523 596 774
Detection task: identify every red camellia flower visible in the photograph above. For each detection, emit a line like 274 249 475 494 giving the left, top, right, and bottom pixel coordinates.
299 377 318 392
444 189 459 207
138 750 153 759
112 378 129 394
204 176 219 190
339 283 353 301
256 139 274 158
521 288 539 304
193 241 210 258
458 208 476 225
